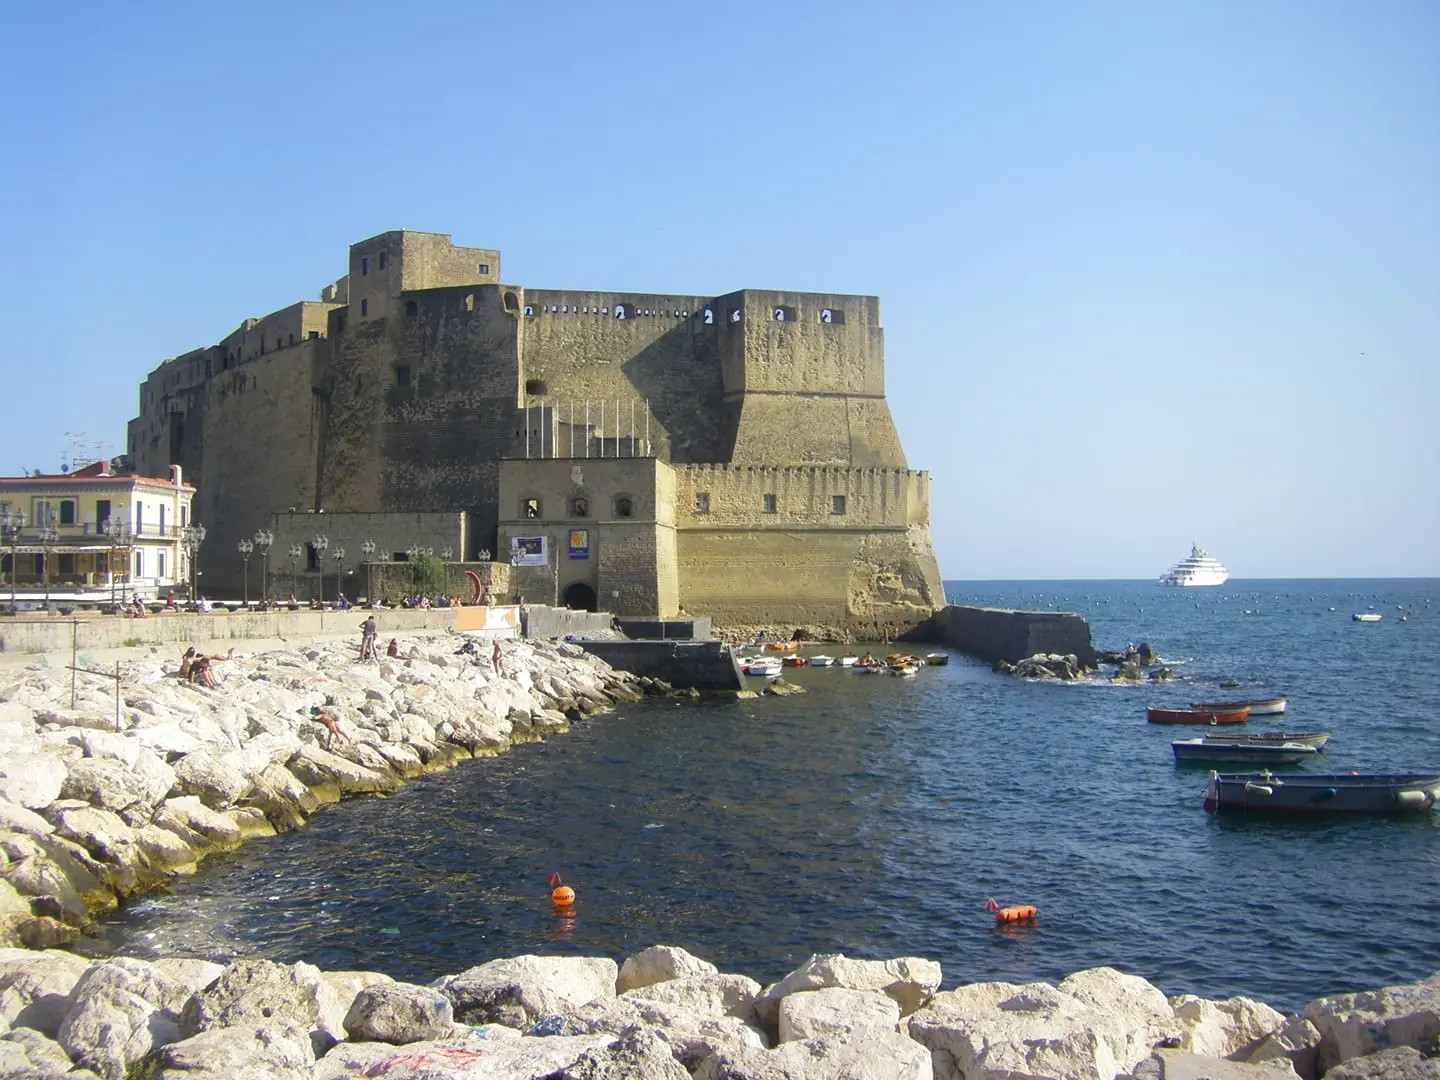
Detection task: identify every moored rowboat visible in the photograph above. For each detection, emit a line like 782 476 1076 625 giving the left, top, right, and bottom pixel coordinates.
1202 730 1331 749
1191 697 1287 716
1204 772 1440 814
1147 705 1250 725
1173 739 1319 765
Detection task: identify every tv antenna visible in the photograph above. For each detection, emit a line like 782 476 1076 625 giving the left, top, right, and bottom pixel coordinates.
62 432 106 473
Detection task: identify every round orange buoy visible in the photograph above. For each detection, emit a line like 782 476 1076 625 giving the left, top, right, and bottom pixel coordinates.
984 897 1038 923
551 885 575 906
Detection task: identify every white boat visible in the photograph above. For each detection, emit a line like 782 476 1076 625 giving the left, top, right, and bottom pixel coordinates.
1159 544 1229 587
1353 613 1382 623
808 655 836 667
743 658 782 677
839 656 858 667
889 664 920 677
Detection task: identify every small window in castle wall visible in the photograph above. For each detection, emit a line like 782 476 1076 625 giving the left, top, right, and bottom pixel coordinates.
615 304 627 320
820 308 845 324
277 338 283 350
729 309 741 323
361 299 368 316
479 263 490 274
523 498 542 519
405 300 417 317
570 497 589 518
503 291 519 313
378 251 387 270
395 366 411 388
762 494 776 514
525 379 548 395
832 495 847 515
772 306 795 322
614 496 633 518
694 492 710 514
361 257 369 276
467 295 477 312
523 304 534 316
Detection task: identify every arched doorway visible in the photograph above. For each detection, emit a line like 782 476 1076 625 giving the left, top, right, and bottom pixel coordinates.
562 581 597 612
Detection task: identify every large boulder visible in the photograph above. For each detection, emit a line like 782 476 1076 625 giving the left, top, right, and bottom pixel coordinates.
1247 1015 1323 1080
1305 974 1440 1074
313 1031 613 1080
0 949 93 1035
57 958 191 1080
0 754 67 810
543 1025 691 1080
618 945 720 992
3 1025 81 1076
286 745 401 796
907 970 1177 1080
755 954 941 1030
59 753 175 822
153 796 244 849
146 1019 314 1080
342 980 455 1044
433 954 618 1028
1323 1047 1440 1080
178 958 318 1037
693 1028 934 1079
171 749 254 809
1170 994 1286 1059
1131 1049 1299 1080
625 973 763 1025
779 987 901 1044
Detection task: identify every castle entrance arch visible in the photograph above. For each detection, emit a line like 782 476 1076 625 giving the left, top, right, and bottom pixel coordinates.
562 581 597 612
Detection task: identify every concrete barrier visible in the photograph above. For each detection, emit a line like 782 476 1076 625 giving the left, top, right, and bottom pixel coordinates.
912 605 1097 667
520 606 616 640
0 609 462 655
576 640 743 691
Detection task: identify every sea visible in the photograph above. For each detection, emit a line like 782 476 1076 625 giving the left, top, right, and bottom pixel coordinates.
98 579 1440 1014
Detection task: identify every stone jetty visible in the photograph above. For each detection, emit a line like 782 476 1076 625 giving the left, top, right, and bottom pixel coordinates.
0 633 649 951
0 941 1436 1079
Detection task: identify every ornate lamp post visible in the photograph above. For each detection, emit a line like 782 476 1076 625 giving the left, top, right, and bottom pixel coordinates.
360 539 376 604
331 547 346 604
1 508 25 612
253 529 273 600
180 524 206 600
311 535 329 604
37 518 59 608
288 543 303 598
236 539 254 605
103 517 132 608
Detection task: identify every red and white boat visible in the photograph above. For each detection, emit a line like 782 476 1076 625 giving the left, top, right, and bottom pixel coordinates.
1147 705 1250 725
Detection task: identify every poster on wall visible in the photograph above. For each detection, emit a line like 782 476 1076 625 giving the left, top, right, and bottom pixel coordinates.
568 529 589 559
509 536 548 567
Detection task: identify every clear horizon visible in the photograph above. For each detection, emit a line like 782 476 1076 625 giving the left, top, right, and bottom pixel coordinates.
2 2 1435 579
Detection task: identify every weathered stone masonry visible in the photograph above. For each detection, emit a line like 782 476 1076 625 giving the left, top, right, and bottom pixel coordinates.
127 230 943 631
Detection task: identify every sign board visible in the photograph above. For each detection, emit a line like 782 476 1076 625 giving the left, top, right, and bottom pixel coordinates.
454 604 521 632
509 536 548 567
568 529 589 559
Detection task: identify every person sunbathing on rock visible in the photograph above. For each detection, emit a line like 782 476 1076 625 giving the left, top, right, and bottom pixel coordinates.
180 646 232 683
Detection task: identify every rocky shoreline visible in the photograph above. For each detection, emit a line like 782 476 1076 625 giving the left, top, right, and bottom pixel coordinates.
0 633 655 954
1 940 1436 1078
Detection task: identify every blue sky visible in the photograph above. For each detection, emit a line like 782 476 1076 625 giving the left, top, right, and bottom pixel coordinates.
2 2 1435 578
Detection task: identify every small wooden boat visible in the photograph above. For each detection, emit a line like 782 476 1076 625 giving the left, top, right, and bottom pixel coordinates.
808 655 836 667
764 640 800 652
782 655 807 667
1353 613 1382 623
889 663 921 677
1202 730 1331 749
743 658 782 677
838 656 858 667
1204 772 1440 814
924 653 949 666
1147 705 1250 725
852 657 885 674
1192 696 1287 716
1173 739 1319 765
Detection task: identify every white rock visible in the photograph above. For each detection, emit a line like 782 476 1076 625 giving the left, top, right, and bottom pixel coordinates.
343 980 455 1044
0 798 54 838
1133 1048 1300 1080
619 944 721 992
0 754 67 809
695 1027 934 1080
1305 973 1440 1074
625 973 763 1025
171 748 253 808
58 958 189 1080
1246 1015 1322 1080
148 1019 314 1079
1170 994 1286 1059
756 954 942 1029
779 986 901 1044
0 949 93 1034
434 954 619 1029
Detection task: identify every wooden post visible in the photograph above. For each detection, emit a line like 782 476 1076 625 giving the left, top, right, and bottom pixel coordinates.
70 619 78 708
114 661 120 732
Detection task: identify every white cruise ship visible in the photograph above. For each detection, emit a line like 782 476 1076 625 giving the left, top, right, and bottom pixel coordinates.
1159 544 1229 587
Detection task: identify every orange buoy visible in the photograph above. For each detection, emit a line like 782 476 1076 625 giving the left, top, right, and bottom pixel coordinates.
551 885 575 907
984 897 1038 923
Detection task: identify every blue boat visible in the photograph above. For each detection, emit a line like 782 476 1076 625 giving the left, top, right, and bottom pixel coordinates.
1204 772 1440 814
1173 739 1319 766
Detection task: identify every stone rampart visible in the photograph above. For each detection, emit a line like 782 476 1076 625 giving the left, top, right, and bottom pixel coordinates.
575 639 743 690
915 605 1098 667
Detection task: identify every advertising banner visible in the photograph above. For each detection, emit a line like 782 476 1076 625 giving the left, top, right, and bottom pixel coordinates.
509 536 548 567
568 529 589 559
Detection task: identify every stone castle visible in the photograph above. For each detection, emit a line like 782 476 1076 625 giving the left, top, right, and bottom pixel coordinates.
127 231 943 632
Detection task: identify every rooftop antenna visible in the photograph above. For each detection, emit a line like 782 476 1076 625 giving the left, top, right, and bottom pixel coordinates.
62 432 106 472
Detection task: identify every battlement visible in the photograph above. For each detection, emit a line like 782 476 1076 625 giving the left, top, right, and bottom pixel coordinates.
671 464 929 529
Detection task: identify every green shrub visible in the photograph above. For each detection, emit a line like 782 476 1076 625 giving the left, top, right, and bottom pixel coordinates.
122 637 144 648
409 553 447 596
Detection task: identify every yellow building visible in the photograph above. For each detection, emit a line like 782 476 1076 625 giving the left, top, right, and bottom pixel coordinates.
0 461 196 600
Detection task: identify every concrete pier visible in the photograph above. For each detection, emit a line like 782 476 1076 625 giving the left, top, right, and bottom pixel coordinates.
912 604 1097 667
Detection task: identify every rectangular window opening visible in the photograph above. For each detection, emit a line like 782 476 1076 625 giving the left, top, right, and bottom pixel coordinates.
395 366 412 388
378 251 387 270
832 494 847 515
762 494 777 514
360 299 369 317
694 492 710 514
478 263 490 275
361 256 369 276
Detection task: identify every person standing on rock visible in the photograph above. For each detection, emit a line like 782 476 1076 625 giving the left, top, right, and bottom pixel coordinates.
359 615 378 661
492 639 503 676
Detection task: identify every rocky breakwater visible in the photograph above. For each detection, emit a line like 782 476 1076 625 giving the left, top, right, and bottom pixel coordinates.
0 635 648 951
0 942 1436 1079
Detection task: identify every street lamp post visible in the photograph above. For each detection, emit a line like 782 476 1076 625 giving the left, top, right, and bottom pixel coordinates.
288 543 303 598
180 524 206 601
332 547 346 605
311 535 329 604
103 517 132 608
361 538 376 604
1 508 25 612
236 539 253 606
253 529 273 601
37 520 59 609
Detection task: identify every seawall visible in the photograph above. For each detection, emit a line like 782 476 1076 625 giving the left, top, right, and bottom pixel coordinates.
576 639 744 691
912 604 1097 668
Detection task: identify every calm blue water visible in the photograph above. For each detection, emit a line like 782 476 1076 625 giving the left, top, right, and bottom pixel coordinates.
102 580 1440 1012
